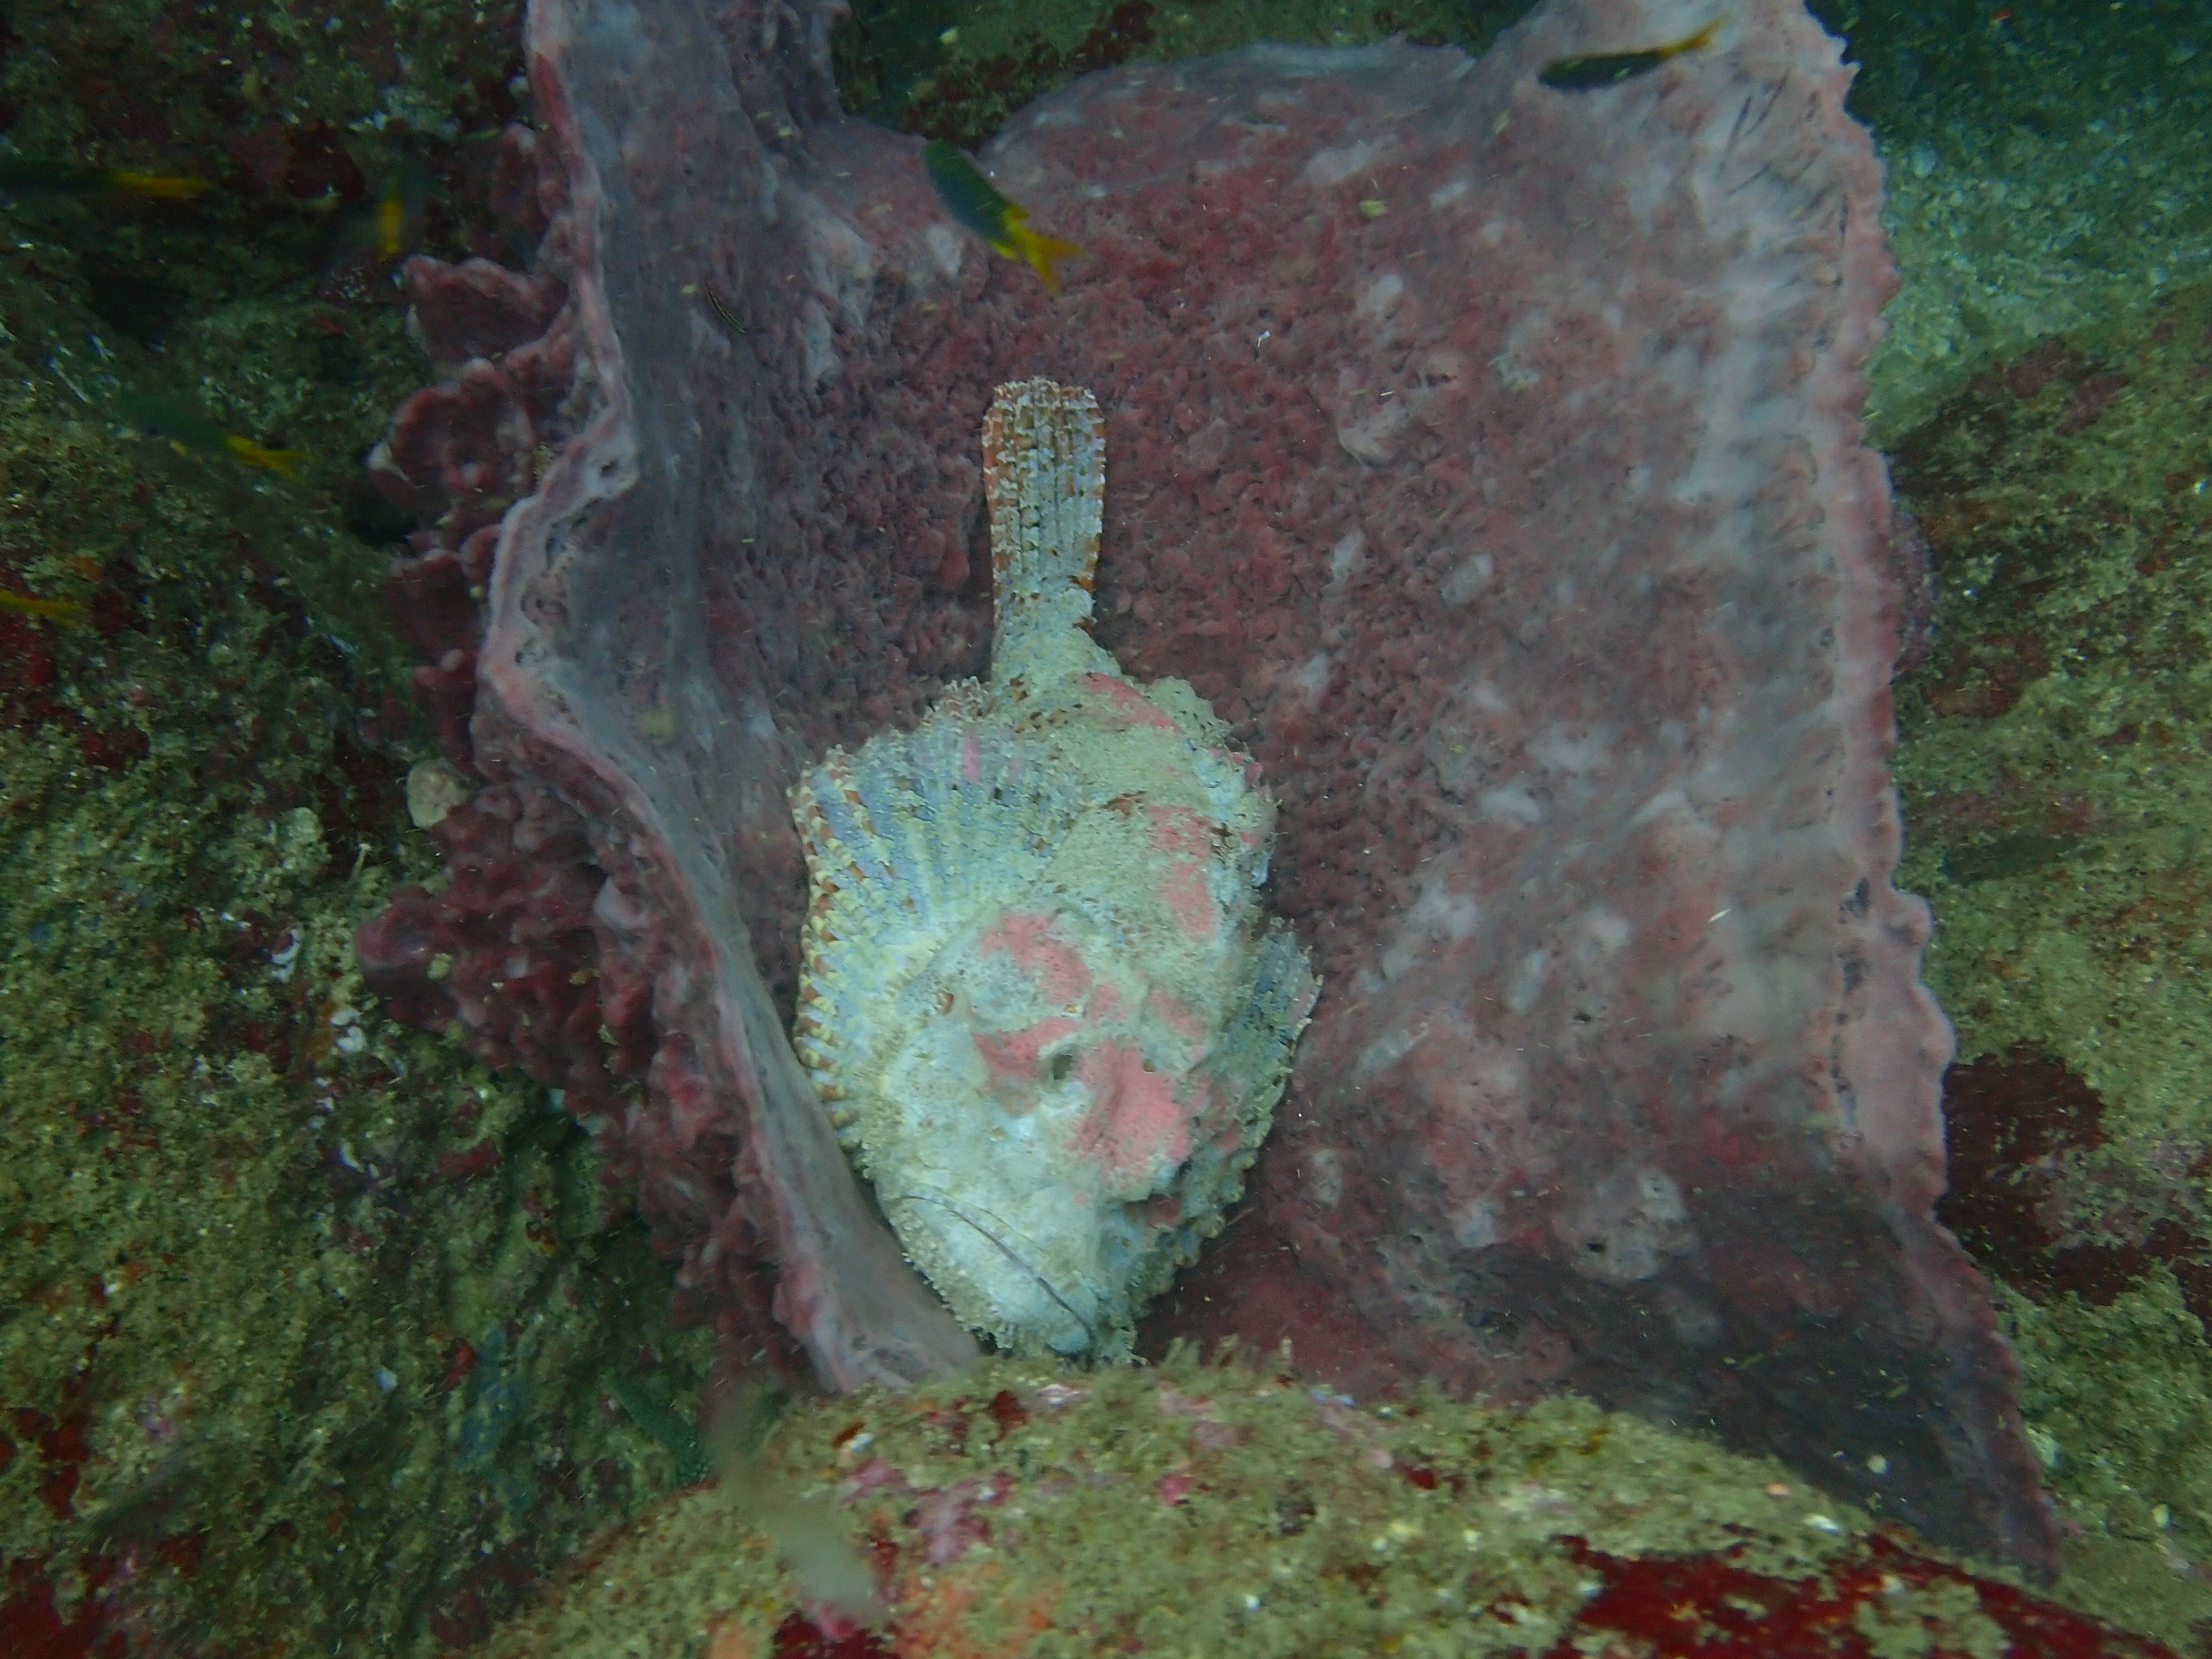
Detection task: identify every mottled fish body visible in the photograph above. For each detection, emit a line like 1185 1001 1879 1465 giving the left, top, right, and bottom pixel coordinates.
790 380 1315 1359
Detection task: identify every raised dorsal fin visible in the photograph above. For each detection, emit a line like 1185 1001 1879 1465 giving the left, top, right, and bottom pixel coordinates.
984 379 1110 689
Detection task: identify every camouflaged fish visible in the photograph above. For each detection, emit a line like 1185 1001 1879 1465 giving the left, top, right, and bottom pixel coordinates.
790 379 1317 1360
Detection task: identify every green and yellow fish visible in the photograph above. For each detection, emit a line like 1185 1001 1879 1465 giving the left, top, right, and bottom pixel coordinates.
0 158 212 200
924 140 1082 293
343 160 435 264
0 586 90 627
116 392 305 478
1539 16 1724 90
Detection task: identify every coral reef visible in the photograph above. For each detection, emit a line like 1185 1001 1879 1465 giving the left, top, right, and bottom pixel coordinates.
0 1 711 1652
0 310 707 1655
0 0 526 201
356 0 2051 1575
1885 278 2212 1643
1852 0 2212 435
5 0 2211 1652
832 0 1530 147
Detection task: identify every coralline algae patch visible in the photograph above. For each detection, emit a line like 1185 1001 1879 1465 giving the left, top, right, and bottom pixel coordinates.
479 1354 2171 1659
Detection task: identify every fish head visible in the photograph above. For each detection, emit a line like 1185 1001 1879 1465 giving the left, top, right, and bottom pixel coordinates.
860 902 1232 1358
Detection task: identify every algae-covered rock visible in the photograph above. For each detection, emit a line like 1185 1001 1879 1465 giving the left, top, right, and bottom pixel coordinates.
481 1353 2167 1659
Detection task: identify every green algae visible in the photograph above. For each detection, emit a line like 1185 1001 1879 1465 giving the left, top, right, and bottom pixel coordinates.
1891 276 2212 1179
1865 68 2212 1640
0 3 713 1646
1885 270 2212 1647
838 0 1535 148
1849 24 2212 1641
0 0 523 163
1851 0 2212 441
0 171 445 688
2001 1275 2212 1641
0 316 711 1646
486 1351 2021 1659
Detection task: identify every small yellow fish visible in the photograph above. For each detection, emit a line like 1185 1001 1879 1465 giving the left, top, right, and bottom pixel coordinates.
1539 16 1724 90
116 391 305 478
345 160 434 264
924 140 1082 292
0 587 90 627
369 194 405 262
0 158 212 199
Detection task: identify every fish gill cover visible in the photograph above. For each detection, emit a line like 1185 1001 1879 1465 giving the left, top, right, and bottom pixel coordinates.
355 0 2058 1572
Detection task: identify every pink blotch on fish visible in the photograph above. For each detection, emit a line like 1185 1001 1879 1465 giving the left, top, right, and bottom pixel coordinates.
1072 1039 1193 1181
972 1016 1079 1091
1146 805 1221 940
979 910 1093 1006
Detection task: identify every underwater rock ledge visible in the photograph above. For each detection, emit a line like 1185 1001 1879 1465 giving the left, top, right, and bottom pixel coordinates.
479 1355 2174 1659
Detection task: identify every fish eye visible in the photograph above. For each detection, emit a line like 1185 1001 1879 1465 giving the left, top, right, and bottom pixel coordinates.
1046 1048 1076 1083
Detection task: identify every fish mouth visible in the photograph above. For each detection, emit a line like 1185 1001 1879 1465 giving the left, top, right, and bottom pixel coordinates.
889 1188 1100 1357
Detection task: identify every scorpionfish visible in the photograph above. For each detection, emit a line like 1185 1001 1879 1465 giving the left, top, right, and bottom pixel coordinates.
790 379 1316 1359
